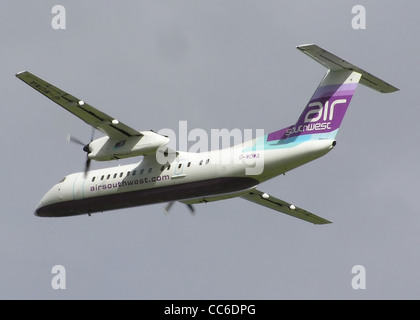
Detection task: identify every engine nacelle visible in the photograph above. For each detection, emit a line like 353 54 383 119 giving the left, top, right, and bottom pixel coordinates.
87 131 170 161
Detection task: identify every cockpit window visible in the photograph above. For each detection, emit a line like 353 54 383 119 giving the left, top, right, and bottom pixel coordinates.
58 177 66 183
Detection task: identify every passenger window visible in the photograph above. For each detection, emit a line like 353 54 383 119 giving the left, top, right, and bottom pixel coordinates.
92 177 96 182
107 174 110 179
148 168 152 173
178 163 182 169
167 165 171 170
206 159 210 165
140 169 144 174
132 170 137 176
101 175 104 181
161 166 165 171
113 173 117 179
120 172 123 178
187 162 191 167
199 160 203 165
127 171 131 176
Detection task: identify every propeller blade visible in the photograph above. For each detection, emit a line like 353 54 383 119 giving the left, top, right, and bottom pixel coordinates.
67 130 95 178
164 202 175 214
67 134 86 146
84 157 91 177
186 204 196 216
89 127 95 142
163 202 196 215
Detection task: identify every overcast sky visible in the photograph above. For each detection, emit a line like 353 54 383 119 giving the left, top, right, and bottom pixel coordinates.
1 1 419 299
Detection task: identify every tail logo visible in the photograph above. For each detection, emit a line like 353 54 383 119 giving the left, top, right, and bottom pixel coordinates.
285 97 349 137
304 98 347 123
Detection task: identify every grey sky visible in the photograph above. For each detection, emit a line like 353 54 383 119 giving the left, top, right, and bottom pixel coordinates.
1 1 419 299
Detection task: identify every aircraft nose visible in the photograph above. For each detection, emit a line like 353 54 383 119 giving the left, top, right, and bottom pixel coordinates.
35 199 50 217
34 201 42 216
34 185 61 217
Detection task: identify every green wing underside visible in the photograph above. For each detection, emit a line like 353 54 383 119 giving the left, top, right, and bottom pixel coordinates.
16 71 142 139
242 189 332 225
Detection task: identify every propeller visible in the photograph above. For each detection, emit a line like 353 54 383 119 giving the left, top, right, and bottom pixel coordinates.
67 128 95 177
163 201 174 214
186 204 196 215
164 202 196 216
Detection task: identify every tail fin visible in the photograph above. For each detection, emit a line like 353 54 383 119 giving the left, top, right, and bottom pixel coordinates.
267 44 399 143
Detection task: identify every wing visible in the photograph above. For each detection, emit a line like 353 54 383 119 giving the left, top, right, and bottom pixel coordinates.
241 189 332 225
15 71 142 139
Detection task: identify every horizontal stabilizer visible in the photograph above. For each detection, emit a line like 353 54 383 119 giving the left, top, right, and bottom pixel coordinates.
241 189 331 225
297 44 399 93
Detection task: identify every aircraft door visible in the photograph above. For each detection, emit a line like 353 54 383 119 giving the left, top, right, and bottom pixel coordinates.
172 159 187 179
72 173 86 200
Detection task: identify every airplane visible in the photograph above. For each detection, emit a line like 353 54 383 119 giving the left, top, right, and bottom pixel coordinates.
16 44 398 224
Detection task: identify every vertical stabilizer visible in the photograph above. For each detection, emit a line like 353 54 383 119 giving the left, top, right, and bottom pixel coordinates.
267 44 398 144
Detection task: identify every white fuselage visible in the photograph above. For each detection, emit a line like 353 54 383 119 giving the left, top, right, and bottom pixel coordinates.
19 44 398 221
35 139 336 217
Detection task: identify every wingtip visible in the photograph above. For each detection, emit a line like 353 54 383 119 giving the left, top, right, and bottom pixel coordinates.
15 70 27 77
316 220 333 225
296 43 316 50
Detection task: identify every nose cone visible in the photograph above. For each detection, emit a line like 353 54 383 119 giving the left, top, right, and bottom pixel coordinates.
35 185 61 217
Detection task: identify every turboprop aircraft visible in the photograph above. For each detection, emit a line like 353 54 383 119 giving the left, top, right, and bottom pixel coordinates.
16 44 398 224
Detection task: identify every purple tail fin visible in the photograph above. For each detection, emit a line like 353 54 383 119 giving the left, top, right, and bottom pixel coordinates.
268 70 361 142
267 44 399 144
